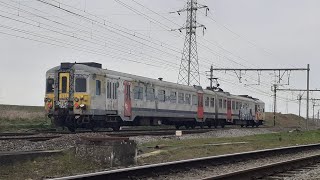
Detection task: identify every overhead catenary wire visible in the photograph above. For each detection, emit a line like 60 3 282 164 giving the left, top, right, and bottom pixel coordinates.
0 0 308 107
56 0 306 101
112 0 303 93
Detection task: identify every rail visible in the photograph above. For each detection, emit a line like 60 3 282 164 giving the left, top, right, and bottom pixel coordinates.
49 143 320 180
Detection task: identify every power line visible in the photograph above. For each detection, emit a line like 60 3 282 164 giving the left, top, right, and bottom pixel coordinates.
40 0 302 101
0 0 302 107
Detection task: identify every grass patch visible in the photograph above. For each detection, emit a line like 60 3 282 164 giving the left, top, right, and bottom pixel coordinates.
0 149 109 180
264 112 313 129
0 104 51 132
2 131 320 179
138 130 320 164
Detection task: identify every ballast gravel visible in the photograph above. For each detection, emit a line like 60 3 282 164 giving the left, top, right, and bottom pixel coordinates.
144 149 320 180
0 133 112 152
0 128 278 152
130 128 274 144
284 164 320 180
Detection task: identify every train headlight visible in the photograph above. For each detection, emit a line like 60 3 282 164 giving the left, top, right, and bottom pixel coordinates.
47 99 52 103
80 104 86 109
48 103 53 109
44 98 48 102
75 103 80 109
74 97 79 102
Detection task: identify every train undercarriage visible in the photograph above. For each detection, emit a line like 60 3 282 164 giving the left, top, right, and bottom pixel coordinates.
50 113 263 132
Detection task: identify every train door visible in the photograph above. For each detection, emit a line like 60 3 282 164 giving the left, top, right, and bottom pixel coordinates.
124 81 132 117
227 99 232 123
197 92 204 120
214 96 219 121
92 78 106 111
58 72 70 101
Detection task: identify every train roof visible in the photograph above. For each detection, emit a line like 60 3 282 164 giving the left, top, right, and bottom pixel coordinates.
46 63 105 74
47 62 263 102
105 69 200 92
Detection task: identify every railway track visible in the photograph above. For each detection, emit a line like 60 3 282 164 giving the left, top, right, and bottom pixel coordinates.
205 154 320 179
0 135 61 141
0 132 39 136
49 143 320 180
0 128 212 139
102 129 212 137
0 150 63 165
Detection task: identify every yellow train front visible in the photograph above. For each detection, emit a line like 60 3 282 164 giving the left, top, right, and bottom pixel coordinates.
44 62 108 132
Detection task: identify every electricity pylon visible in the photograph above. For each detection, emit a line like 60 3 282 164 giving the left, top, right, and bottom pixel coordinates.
172 0 209 86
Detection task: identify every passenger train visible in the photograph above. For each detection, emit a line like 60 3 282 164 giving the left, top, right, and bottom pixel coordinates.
44 62 265 132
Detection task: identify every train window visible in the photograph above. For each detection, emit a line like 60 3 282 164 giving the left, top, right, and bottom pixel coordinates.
112 83 118 99
107 82 112 99
192 95 197 105
75 78 86 92
210 98 214 107
96 80 101 96
185 94 191 104
232 101 236 110
205 97 209 107
134 86 143 100
170 91 177 103
158 90 165 102
219 99 223 108
236 102 239 109
178 92 184 104
223 100 227 109
239 102 243 109
61 76 67 93
146 87 155 101
46 78 54 93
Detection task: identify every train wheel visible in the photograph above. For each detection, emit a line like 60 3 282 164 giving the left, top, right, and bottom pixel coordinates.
175 125 180 130
208 125 212 129
65 116 76 132
90 126 100 132
221 124 225 128
241 125 244 128
214 123 217 128
67 126 76 132
88 120 99 132
185 125 190 129
112 125 121 131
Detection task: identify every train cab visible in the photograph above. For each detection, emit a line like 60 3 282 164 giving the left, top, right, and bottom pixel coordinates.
44 62 105 131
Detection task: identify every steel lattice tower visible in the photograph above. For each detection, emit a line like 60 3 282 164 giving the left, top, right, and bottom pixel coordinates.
174 0 208 86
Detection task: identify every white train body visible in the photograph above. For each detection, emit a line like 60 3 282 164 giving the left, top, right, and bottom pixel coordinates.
44 63 265 131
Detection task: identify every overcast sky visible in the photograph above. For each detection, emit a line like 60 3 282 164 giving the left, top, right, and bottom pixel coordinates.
0 0 319 117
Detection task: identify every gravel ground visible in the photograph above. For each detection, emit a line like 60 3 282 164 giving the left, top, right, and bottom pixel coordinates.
145 149 320 180
0 128 279 152
130 128 274 144
0 133 112 152
285 164 320 180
